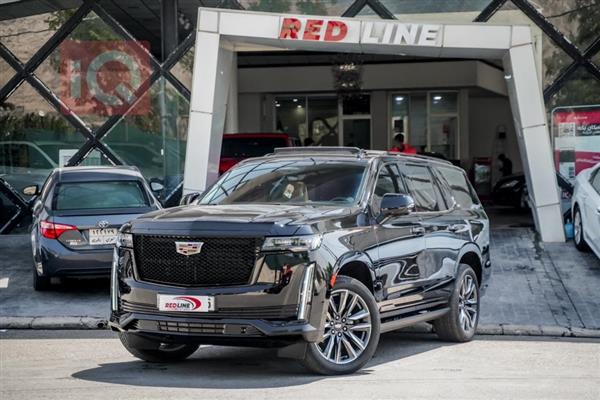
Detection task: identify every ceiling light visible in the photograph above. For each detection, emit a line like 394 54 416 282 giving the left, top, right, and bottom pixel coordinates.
433 95 442 101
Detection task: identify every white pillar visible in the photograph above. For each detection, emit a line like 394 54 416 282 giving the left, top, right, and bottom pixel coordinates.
224 52 238 133
183 11 234 194
503 43 565 242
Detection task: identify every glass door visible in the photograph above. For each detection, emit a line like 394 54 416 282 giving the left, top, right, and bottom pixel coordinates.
340 94 371 149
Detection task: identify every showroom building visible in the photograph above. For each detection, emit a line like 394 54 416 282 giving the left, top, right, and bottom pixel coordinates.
0 0 599 239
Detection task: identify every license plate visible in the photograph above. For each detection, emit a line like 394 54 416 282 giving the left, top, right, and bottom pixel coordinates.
88 228 118 245
157 295 215 312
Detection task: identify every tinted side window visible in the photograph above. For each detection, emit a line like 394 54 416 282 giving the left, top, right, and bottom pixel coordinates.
401 164 445 212
372 164 406 214
437 166 479 209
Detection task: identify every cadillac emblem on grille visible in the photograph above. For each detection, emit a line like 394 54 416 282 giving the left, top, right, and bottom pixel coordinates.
175 241 203 256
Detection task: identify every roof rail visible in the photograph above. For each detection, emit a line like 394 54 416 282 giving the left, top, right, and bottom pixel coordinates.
271 147 363 156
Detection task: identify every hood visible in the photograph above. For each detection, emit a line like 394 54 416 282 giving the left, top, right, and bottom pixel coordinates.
130 203 358 236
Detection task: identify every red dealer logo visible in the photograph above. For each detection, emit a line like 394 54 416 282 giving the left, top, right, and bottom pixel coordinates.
279 18 348 42
59 40 151 116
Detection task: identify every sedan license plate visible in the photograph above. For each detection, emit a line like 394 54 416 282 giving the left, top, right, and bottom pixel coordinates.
88 228 118 245
158 295 215 312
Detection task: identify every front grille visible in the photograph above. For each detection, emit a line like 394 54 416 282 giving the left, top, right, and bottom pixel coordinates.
133 235 261 287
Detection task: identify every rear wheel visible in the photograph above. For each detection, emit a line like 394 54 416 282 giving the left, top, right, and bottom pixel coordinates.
32 267 51 291
301 276 380 375
573 207 589 251
433 264 479 342
118 332 199 363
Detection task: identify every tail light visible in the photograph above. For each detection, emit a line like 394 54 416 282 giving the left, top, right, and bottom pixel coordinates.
40 220 77 239
219 158 240 175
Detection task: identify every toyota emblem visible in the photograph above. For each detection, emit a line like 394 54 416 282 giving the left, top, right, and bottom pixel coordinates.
97 220 110 228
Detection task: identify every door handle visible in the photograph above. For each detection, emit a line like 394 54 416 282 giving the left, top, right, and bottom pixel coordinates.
411 226 425 236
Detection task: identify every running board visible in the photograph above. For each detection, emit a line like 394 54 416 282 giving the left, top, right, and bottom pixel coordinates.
380 308 450 333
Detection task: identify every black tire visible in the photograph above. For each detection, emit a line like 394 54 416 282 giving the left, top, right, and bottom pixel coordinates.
32 267 51 291
118 332 199 363
301 276 380 375
573 206 589 252
433 264 480 342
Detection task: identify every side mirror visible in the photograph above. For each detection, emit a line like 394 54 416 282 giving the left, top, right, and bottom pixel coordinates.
22 185 40 196
180 192 201 206
150 181 164 192
380 193 415 217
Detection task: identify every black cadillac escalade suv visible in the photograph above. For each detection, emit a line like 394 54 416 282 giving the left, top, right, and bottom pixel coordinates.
110 147 490 375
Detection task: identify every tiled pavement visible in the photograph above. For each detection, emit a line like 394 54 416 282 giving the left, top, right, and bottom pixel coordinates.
1 229 599 329
481 228 600 329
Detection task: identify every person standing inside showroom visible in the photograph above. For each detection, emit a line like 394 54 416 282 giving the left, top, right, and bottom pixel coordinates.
389 133 417 154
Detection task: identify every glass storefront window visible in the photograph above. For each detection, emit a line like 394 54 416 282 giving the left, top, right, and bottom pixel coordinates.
170 46 194 90
100 78 188 200
380 0 491 21
238 0 355 15
547 67 600 111
343 119 370 148
37 10 153 129
275 96 307 141
307 96 338 146
534 0 599 52
0 58 14 89
390 94 409 145
429 115 458 158
0 81 87 196
0 7 81 63
342 94 370 115
430 92 457 114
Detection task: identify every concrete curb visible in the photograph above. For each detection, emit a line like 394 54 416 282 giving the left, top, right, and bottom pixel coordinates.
0 316 107 330
2 317 600 338
398 323 600 339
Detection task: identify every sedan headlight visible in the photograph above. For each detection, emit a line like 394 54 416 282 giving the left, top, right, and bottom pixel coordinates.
262 235 322 252
117 232 133 248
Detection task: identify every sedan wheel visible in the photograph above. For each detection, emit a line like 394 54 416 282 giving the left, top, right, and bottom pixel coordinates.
573 208 589 251
316 289 372 365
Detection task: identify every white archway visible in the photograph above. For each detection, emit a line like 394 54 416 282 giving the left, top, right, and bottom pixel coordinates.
184 7 565 242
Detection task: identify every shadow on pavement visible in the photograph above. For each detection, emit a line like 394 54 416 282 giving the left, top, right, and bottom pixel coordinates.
71 333 452 389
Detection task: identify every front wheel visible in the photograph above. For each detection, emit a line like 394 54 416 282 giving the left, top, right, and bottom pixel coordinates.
573 207 589 251
433 264 480 342
118 332 199 363
301 276 380 375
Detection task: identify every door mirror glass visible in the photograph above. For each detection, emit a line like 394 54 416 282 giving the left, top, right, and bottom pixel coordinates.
180 192 201 206
22 185 40 196
380 193 415 217
150 181 164 192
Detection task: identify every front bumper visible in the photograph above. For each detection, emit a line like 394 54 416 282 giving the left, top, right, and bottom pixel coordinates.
110 247 328 345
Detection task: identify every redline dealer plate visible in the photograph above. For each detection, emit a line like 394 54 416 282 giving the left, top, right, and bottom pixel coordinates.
157 295 215 312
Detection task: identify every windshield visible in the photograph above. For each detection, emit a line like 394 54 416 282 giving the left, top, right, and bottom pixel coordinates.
200 159 367 206
221 137 288 158
54 180 150 210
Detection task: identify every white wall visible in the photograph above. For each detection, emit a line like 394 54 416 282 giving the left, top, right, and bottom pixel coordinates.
468 95 522 184
238 93 262 132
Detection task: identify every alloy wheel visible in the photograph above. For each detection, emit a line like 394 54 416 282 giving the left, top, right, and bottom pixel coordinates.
574 211 582 244
458 274 478 332
315 289 372 365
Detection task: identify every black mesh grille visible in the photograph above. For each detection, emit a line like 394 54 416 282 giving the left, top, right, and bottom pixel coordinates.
133 235 261 287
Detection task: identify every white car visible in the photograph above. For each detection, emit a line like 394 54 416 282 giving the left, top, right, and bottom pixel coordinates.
572 163 600 258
